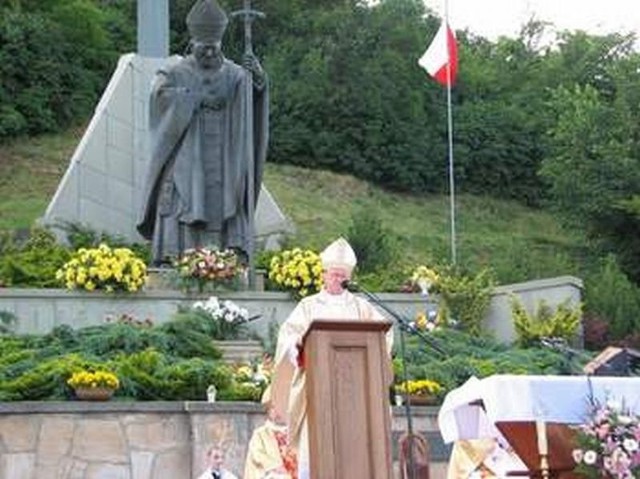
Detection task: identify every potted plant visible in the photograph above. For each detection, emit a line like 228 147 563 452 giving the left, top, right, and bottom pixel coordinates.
191 296 254 339
267 247 323 299
394 378 443 406
173 246 245 293
56 243 147 293
67 369 120 401
190 296 262 361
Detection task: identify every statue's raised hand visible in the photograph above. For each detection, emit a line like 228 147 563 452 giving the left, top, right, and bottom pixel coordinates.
242 53 266 88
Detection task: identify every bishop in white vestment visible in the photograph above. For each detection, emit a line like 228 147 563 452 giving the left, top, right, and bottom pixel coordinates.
270 237 393 479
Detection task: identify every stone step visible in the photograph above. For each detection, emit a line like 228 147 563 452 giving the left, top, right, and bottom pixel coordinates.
212 339 264 363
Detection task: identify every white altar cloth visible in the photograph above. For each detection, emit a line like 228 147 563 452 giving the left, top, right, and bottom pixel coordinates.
438 375 640 443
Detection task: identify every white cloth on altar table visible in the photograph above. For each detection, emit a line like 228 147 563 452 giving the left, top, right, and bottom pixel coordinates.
438 375 640 444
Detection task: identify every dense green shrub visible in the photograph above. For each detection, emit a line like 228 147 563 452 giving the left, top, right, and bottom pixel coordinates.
346 204 397 275
0 227 70 287
512 296 582 348
0 353 90 400
0 322 231 401
583 255 640 341
395 329 588 396
113 349 231 400
432 266 495 334
57 221 151 265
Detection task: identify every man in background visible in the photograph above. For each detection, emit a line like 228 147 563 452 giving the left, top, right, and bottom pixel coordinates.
196 445 238 479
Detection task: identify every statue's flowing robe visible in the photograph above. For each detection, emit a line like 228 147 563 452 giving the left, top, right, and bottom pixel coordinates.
137 55 268 262
270 290 394 475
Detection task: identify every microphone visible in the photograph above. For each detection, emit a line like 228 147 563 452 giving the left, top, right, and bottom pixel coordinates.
340 279 358 291
341 279 447 357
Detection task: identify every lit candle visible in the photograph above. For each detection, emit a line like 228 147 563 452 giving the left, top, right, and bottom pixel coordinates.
536 420 548 455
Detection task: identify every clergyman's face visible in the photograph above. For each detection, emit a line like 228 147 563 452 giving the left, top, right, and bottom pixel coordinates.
323 267 350 295
193 41 222 69
206 448 224 470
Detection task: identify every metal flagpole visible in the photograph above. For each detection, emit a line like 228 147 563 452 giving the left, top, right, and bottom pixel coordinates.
444 0 457 265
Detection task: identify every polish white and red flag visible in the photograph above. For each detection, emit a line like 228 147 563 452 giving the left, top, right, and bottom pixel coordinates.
418 22 458 87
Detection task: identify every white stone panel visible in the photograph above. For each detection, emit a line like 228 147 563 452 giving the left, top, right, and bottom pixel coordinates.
108 146 135 185
43 167 79 222
79 197 110 228
80 165 110 206
81 118 109 174
108 62 134 124
107 117 134 155
108 178 134 216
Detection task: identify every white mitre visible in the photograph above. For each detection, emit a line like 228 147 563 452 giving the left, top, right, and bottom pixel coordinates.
320 237 357 273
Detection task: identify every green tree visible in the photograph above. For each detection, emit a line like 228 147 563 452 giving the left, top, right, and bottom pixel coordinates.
542 80 640 281
0 0 130 137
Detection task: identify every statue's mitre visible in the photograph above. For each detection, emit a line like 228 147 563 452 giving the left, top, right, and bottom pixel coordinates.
187 0 228 43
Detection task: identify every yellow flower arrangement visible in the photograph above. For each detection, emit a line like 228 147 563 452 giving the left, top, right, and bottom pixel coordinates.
56 243 147 292
268 248 323 299
410 265 440 294
395 379 443 397
229 355 273 401
67 370 120 390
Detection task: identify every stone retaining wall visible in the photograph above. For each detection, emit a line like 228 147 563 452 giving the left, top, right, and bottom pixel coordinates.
0 275 583 344
0 402 448 479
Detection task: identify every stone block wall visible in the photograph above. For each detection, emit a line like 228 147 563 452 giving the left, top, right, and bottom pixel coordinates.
0 402 447 479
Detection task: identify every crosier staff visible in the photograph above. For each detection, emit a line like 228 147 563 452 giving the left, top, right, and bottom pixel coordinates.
231 0 265 286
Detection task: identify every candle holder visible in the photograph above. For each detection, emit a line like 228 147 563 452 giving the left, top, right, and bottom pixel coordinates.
536 420 550 479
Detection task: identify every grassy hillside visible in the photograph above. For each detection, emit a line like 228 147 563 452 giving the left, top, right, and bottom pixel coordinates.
0 128 590 285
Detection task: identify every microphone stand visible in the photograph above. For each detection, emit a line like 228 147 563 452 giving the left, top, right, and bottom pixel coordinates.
346 281 448 479
349 282 448 358
539 337 593 376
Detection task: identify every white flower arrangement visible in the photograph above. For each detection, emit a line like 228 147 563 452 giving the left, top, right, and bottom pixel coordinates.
193 296 249 322
573 398 640 479
191 296 251 340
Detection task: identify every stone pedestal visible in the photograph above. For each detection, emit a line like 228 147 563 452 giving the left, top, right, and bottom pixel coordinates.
212 340 264 363
145 267 265 293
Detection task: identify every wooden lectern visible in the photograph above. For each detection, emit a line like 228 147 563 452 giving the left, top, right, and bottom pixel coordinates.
303 319 393 479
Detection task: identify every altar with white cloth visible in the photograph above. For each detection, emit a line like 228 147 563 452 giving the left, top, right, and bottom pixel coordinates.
438 375 640 478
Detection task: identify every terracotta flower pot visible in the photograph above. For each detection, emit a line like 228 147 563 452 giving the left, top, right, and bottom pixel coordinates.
407 394 438 406
74 387 115 401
